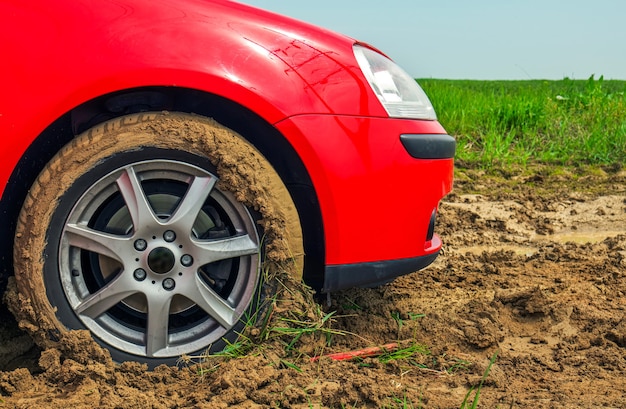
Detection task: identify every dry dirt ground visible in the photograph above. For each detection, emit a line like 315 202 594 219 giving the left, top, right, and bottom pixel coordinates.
0 165 624 408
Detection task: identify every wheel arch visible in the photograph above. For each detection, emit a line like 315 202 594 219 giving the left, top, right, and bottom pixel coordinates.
0 87 326 292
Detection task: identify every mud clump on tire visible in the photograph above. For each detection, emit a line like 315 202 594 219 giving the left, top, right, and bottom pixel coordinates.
144 113 303 272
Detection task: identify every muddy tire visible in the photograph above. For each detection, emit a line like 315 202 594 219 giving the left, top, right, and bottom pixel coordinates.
11 112 303 367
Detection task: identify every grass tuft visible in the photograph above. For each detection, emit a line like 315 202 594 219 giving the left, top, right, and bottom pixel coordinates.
268 309 347 351
376 342 429 365
459 351 499 409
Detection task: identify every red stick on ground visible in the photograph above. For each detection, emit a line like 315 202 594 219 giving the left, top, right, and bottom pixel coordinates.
310 343 399 362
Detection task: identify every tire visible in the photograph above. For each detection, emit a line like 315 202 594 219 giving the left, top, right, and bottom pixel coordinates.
11 112 304 367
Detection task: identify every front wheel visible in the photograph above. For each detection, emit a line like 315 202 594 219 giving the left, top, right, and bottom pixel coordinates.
11 112 303 367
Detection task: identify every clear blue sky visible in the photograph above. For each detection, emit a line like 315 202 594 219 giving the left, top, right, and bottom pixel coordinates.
238 0 626 80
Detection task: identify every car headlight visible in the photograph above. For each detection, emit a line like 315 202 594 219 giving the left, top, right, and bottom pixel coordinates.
353 45 437 120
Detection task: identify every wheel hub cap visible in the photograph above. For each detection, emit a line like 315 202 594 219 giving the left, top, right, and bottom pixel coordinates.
148 247 175 274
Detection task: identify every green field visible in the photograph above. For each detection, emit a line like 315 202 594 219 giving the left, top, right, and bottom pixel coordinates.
418 76 626 168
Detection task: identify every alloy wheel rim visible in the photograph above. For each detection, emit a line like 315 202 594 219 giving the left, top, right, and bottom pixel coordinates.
58 159 260 358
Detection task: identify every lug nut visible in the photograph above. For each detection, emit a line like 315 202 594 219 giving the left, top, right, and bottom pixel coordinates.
163 230 176 242
181 254 193 267
134 239 147 251
162 278 175 291
133 268 147 281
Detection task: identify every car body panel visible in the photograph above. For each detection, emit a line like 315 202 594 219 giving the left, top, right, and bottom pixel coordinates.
0 0 453 289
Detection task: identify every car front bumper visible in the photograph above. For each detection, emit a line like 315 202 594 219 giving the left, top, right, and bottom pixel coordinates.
275 114 455 292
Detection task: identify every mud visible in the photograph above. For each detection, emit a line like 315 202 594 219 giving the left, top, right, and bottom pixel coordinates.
1 165 625 408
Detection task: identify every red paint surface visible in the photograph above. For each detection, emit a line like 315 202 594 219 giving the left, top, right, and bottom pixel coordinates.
0 0 453 267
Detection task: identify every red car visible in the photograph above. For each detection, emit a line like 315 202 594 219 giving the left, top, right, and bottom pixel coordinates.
0 0 454 366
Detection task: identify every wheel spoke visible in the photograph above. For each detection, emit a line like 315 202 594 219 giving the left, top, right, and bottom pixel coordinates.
65 223 130 263
193 234 259 266
145 294 173 357
185 276 236 329
75 272 138 318
116 166 160 231
166 175 216 229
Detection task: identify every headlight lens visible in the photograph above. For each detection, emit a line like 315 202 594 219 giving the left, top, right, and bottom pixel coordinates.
353 45 437 120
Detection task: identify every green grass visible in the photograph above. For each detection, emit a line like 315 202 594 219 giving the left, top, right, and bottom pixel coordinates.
381 393 421 409
460 351 499 409
268 309 347 350
376 342 429 365
419 75 626 168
